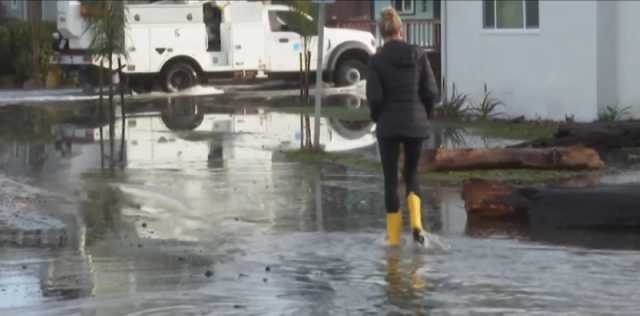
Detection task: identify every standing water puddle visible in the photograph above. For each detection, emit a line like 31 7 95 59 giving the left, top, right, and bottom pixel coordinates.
1 95 640 315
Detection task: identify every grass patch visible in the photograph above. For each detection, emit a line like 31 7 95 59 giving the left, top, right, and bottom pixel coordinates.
284 149 380 171
423 169 591 185
449 120 559 140
278 106 558 141
284 149 593 185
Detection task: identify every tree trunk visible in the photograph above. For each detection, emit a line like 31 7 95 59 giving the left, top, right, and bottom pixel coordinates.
462 179 640 228
28 0 43 85
305 115 312 148
118 58 126 164
98 61 105 170
420 146 605 172
108 54 115 169
512 120 640 152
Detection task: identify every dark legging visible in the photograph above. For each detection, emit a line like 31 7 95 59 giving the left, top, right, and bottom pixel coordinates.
378 137 424 213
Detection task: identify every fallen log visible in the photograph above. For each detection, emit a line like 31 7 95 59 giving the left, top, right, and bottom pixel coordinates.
512 120 640 152
463 179 640 228
419 146 604 172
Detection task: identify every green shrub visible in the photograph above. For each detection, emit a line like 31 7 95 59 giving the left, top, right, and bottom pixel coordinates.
471 83 505 120
0 25 10 76
0 21 56 84
598 105 631 122
436 82 469 120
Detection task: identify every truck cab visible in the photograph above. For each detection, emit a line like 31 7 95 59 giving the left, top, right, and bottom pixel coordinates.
52 0 376 93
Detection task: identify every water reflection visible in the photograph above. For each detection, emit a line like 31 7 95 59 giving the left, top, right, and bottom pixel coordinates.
466 217 640 251
3 95 640 314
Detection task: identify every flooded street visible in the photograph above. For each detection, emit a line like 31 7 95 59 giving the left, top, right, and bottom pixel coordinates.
2 94 640 315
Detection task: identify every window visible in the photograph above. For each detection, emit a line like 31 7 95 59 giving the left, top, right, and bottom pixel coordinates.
268 10 315 35
11 0 18 9
483 0 539 29
392 0 414 15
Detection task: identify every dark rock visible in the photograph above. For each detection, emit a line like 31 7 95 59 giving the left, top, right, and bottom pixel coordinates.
137 244 143 248
233 304 245 309
238 273 249 278
265 266 271 272
178 257 186 262
263 278 268 283
141 222 147 228
21 265 27 270
205 270 213 278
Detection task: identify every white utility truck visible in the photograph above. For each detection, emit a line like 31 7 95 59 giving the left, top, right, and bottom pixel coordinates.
52 0 376 93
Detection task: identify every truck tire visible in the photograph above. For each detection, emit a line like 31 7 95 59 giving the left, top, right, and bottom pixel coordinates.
163 62 198 93
335 59 367 87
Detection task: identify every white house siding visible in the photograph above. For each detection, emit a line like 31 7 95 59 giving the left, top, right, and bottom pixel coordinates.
596 1 617 112
42 0 57 22
445 0 599 121
616 1 640 117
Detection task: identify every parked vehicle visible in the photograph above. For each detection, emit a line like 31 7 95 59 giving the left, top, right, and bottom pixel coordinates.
52 0 376 93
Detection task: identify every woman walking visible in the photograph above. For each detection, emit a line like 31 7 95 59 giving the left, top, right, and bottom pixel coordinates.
367 8 439 247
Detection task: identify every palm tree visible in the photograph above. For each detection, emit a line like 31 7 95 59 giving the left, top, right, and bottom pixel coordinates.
28 0 43 86
288 0 318 148
81 0 127 169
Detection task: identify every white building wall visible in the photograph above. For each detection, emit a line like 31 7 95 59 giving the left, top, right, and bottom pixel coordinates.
445 0 599 121
596 1 617 112
616 1 640 117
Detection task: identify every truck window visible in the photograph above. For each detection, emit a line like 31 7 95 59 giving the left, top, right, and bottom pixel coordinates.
204 4 222 51
268 10 314 35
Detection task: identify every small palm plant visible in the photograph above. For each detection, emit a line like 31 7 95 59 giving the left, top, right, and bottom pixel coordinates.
80 0 127 169
472 83 504 120
598 105 632 122
436 82 469 120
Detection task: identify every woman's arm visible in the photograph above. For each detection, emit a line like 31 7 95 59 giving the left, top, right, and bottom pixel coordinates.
366 58 384 123
419 53 439 118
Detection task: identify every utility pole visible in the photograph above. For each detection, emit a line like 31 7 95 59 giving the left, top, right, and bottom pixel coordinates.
313 0 330 150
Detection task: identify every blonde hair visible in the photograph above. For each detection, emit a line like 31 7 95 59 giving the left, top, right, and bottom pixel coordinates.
379 7 402 39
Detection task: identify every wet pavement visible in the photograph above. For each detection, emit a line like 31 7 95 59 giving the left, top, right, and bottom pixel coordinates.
2 91 640 315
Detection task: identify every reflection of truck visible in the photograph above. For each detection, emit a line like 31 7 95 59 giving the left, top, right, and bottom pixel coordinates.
53 0 376 93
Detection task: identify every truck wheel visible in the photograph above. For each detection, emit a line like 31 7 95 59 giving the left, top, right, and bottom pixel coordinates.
163 62 198 93
335 59 367 87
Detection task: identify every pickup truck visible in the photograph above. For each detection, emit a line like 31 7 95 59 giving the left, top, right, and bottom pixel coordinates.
52 0 377 93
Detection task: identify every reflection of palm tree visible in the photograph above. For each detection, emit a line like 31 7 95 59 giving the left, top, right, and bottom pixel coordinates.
432 125 467 149
81 184 128 246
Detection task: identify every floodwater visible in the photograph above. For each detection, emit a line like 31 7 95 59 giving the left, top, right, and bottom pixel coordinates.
2 92 640 315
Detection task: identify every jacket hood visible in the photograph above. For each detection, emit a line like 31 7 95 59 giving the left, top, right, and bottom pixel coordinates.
379 40 419 68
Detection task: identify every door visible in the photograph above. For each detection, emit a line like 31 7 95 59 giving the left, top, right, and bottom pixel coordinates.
229 2 264 71
266 9 306 72
126 27 150 73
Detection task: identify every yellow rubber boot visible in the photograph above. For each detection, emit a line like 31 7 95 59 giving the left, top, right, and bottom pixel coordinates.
386 212 402 247
408 192 426 245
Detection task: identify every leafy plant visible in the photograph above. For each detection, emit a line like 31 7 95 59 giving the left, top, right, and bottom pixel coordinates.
0 21 56 83
81 0 127 58
598 105 631 122
436 82 469 120
471 83 504 120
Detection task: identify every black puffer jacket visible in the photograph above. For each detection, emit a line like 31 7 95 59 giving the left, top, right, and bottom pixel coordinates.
366 40 439 139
